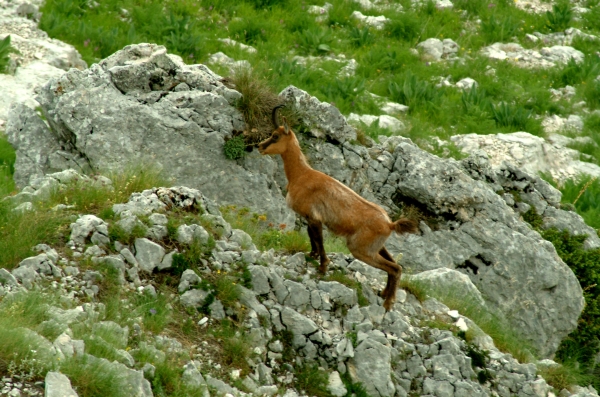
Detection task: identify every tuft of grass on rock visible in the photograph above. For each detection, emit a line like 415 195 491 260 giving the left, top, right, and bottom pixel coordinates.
228 67 281 144
223 135 247 160
538 361 593 392
324 271 369 307
210 319 252 374
0 35 15 74
294 363 332 397
413 280 536 363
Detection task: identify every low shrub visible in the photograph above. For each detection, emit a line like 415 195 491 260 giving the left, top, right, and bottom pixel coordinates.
388 72 443 114
223 135 247 160
546 0 572 32
297 26 333 55
481 14 520 44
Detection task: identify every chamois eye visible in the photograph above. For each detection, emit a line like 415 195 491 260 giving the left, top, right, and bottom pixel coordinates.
272 134 280 141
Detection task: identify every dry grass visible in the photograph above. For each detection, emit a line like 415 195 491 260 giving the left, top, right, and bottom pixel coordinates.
227 67 282 144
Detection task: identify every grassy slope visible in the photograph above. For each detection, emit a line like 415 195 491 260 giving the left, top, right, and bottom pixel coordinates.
33 0 600 225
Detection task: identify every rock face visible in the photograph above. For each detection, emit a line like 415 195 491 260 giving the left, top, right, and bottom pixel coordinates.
480 43 585 68
0 0 86 124
6 43 295 226
298 133 586 357
384 142 584 358
279 85 357 143
45 371 79 397
451 132 600 183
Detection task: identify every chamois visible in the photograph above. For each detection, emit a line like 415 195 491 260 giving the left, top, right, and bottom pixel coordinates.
258 105 418 311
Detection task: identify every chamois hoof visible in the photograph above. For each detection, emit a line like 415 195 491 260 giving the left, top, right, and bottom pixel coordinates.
318 259 330 274
383 298 395 312
308 251 319 260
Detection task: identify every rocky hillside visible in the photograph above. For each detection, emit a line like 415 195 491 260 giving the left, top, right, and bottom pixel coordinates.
1 0 600 396
0 171 597 397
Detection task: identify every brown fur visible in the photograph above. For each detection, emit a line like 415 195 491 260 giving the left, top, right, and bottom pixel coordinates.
258 113 418 311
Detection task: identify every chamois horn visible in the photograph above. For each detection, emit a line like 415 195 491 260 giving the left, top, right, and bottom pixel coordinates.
272 104 285 128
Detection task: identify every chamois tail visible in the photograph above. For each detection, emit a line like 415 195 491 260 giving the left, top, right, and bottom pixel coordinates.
391 218 418 235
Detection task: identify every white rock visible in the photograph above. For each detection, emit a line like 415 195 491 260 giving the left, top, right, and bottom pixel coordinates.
134 238 166 273
381 102 409 114
350 11 389 30
451 131 600 183
327 371 348 397
45 372 78 397
217 38 257 53
455 77 477 90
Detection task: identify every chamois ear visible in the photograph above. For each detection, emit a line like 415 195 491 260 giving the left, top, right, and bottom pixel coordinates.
282 116 291 135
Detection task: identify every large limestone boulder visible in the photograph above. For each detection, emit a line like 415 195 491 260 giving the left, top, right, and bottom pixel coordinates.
7 43 295 226
0 2 86 124
384 141 585 357
292 130 585 357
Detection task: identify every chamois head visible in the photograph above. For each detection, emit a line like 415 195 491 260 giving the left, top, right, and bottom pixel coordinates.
258 105 295 155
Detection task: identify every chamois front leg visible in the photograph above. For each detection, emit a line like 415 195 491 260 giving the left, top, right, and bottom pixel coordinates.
307 220 329 274
306 221 319 260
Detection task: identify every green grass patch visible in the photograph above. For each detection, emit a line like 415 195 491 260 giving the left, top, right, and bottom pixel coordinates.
294 363 331 397
409 279 535 363
0 35 15 74
556 176 600 230
543 229 600 389
221 205 349 255
538 361 594 392
0 134 15 196
210 318 252 374
324 270 369 307
0 291 63 380
0 163 166 270
59 355 126 397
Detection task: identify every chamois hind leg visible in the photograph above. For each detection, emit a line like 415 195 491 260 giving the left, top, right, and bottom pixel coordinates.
306 222 319 260
307 220 329 273
350 245 401 311
379 247 398 299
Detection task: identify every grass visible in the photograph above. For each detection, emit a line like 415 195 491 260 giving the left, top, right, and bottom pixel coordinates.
33 0 598 156
541 228 600 390
408 279 535 363
0 35 15 74
324 270 369 307
537 361 592 392
0 134 16 198
210 319 252 374
0 164 167 270
542 174 600 230
227 67 281 144
59 355 128 397
0 291 63 380
294 363 331 397
220 205 350 255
